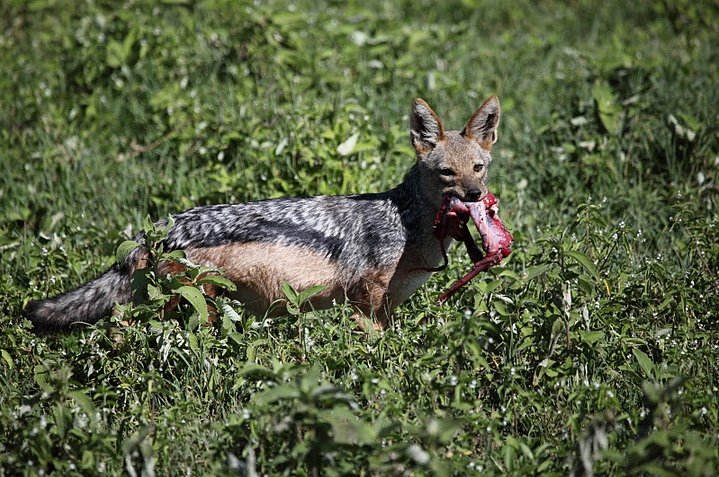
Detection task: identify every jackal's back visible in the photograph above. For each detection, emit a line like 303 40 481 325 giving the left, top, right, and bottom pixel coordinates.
165 193 410 278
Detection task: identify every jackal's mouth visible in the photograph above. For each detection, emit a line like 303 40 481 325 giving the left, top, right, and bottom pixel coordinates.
431 191 513 301
435 194 509 251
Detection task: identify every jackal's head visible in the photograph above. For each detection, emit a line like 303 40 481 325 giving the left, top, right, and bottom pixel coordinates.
410 96 500 205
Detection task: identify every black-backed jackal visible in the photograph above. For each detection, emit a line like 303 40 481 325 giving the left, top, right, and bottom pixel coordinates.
25 96 501 331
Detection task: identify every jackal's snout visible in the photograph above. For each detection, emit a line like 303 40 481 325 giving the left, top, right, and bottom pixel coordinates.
463 188 484 202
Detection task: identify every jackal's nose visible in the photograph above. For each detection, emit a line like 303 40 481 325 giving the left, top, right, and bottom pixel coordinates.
464 189 483 202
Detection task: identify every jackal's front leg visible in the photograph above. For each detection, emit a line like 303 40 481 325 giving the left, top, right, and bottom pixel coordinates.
349 270 394 331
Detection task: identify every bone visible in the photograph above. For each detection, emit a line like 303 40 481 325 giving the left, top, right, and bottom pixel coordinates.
466 193 513 257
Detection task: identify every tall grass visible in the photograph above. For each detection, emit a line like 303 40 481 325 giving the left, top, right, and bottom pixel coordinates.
1 1 717 475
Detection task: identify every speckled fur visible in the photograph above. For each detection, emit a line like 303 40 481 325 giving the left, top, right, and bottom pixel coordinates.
25 96 501 331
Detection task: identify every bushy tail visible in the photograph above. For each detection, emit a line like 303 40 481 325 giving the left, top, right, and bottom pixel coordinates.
24 264 133 332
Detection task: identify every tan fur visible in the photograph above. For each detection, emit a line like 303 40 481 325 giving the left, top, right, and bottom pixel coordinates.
185 243 411 323
129 243 400 326
185 243 345 316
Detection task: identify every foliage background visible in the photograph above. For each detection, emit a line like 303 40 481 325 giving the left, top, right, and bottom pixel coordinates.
1 0 718 475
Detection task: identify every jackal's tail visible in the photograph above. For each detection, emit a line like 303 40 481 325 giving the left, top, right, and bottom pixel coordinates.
24 256 140 332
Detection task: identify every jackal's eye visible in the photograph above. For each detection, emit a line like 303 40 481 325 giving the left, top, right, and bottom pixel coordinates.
440 167 455 176
473 163 484 172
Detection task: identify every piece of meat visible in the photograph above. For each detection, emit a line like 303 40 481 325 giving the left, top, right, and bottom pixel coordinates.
467 193 513 257
435 192 513 302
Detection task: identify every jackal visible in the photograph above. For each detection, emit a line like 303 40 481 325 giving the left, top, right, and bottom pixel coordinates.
25 96 501 331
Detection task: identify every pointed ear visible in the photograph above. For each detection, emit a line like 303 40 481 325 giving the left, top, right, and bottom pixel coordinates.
410 98 445 155
463 96 500 150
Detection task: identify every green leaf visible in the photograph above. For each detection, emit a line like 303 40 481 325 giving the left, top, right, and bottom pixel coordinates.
175 286 209 324
493 300 510 316
579 330 605 344
297 284 327 304
254 384 300 405
300 366 321 393
1 349 13 369
106 30 137 67
564 250 600 280
524 264 548 281
54 405 69 438
221 303 242 322
428 418 461 444
239 363 278 381
116 240 139 264
592 80 622 135
34 364 51 392
503 441 516 472
467 342 490 370
81 450 95 470
633 348 654 379
281 282 298 303
199 275 237 291
320 407 376 445
187 331 198 351
106 40 125 68
337 132 359 156
227 332 244 346
537 459 552 472
69 390 97 421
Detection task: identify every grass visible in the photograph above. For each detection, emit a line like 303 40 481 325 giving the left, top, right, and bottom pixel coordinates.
1 0 718 475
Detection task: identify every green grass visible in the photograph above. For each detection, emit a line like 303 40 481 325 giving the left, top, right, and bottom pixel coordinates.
1 0 718 475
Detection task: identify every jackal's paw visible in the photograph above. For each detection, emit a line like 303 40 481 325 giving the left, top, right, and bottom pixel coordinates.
350 312 387 334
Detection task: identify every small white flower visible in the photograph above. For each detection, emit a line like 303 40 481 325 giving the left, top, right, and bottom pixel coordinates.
406 444 429 465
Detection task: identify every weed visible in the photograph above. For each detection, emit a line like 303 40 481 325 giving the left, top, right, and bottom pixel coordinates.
1 1 718 475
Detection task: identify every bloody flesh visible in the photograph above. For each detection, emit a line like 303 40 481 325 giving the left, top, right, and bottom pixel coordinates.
431 192 513 302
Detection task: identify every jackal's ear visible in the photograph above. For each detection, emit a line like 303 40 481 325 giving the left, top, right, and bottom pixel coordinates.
463 96 500 150
410 98 445 155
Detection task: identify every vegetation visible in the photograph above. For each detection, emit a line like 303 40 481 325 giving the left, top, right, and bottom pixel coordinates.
1 0 718 475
